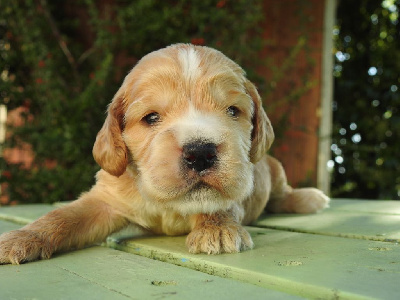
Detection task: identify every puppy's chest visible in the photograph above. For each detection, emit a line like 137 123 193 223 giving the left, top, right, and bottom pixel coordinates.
132 202 191 236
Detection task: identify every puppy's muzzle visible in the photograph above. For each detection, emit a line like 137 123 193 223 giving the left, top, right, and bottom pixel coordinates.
182 141 217 173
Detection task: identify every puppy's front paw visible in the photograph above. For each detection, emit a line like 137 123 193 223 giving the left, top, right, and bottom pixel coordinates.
186 223 254 255
0 230 52 265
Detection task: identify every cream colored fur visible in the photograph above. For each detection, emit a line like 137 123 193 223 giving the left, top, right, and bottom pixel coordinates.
0 44 329 264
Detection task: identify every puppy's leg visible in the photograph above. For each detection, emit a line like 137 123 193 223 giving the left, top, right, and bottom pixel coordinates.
266 156 330 214
186 207 254 254
0 191 128 264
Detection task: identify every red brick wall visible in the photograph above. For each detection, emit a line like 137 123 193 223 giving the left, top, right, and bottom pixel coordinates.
261 0 325 187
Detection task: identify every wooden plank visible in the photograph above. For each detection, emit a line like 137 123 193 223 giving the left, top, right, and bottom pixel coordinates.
0 251 133 300
0 219 21 232
107 227 400 300
330 199 400 215
0 204 56 225
0 220 299 299
254 202 400 243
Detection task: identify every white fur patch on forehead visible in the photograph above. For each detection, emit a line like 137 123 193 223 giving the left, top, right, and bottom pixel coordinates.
177 47 201 83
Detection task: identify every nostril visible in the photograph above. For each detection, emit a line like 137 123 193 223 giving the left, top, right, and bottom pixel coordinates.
184 154 197 164
206 153 216 160
182 142 218 173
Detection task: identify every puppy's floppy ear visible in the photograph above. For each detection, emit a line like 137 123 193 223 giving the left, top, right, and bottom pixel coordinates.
245 80 275 163
92 88 128 177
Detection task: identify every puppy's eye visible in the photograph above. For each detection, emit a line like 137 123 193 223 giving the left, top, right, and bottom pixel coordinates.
226 106 240 118
143 112 160 125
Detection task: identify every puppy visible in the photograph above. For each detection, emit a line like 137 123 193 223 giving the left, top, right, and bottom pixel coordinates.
0 44 329 264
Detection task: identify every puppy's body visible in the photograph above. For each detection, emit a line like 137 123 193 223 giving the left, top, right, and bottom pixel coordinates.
0 44 329 264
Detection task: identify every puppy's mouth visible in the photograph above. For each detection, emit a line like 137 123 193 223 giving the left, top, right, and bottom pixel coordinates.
191 182 212 191
183 171 212 189
182 169 231 199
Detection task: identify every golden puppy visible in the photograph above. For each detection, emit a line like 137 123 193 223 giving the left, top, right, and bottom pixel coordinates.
0 44 329 264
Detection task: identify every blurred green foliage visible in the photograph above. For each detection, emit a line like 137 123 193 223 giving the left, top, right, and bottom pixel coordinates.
332 0 400 199
0 0 265 203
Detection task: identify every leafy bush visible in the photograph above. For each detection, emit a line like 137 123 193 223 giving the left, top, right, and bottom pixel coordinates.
332 0 400 199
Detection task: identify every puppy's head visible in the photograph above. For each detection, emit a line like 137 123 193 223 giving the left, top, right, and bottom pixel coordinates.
93 44 274 215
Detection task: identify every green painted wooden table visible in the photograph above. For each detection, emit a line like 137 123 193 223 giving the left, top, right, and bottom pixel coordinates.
0 199 399 299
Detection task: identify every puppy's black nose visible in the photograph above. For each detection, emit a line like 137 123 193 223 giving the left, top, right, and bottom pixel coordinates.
183 142 217 173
